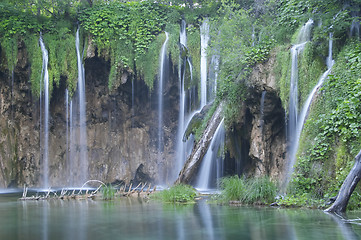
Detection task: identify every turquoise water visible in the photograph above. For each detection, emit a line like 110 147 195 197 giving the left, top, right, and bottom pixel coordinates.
0 193 360 240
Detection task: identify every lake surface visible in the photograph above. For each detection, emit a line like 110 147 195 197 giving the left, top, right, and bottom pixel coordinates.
0 191 360 240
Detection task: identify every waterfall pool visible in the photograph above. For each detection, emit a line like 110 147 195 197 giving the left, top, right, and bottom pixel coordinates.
0 192 360 240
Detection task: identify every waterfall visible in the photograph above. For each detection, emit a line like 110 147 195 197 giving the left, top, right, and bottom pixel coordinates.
208 54 220 102
200 18 210 108
39 35 49 188
285 32 334 189
131 79 134 127
288 19 313 151
75 27 88 184
158 32 169 183
65 89 69 185
327 33 333 69
11 70 14 122
350 12 360 38
297 19 314 43
69 100 75 185
175 21 188 180
288 43 304 142
196 118 225 190
252 25 256 47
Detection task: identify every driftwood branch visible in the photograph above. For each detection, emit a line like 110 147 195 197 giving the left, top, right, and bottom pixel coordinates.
325 149 361 214
19 180 156 201
175 102 224 184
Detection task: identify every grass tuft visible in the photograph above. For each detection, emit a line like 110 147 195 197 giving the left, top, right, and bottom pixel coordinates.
219 176 278 205
151 184 197 203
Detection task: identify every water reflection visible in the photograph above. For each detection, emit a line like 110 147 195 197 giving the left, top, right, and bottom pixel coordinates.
0 196 361 240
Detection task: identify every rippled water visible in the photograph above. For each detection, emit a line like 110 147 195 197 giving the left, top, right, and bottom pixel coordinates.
0 192 360 240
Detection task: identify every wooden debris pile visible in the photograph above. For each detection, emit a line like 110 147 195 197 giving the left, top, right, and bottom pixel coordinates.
19 180 156 201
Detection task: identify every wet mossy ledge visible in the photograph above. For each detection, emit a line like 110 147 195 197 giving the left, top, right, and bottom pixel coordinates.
0 1 211 97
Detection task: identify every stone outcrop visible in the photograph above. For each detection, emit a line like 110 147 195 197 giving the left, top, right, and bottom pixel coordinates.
234 50 287 181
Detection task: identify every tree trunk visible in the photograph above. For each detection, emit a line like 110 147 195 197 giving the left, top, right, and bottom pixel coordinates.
325 149 361 214
175 102 223 184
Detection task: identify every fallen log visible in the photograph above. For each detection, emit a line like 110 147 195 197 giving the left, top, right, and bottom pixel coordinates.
175 102 224 184
325 149 361 215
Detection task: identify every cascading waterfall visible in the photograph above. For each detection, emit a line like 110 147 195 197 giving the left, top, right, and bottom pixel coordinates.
131 79 134 127
65 89 69 184
288 19 313 150
196 118 225 190
75 27 88 185
200 18 210 108
208 54 220 101
252 25 256 47
69 100 75 185
350 12 360 38
327 32 334 69
39 35 49 188
285 31 334 189
175 21 188 179
158 32 169 183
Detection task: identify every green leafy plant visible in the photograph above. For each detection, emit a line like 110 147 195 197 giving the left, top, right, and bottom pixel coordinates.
151 184 197 203
101 184 116 200
219 176 278 205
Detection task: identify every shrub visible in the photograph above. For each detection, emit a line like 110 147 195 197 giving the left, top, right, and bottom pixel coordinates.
219 176 278 204
152 184 197 203
219 175 246 202
243 177 278 204
101 184 116 200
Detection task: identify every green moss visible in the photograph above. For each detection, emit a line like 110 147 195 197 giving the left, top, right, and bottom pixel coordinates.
136 33 166 90
194 102 219 142
186 24 201 88
274 45 291 109
298 42 326 106
165 23 180 69
289 41 361 202
23 34 43 98
1 36 18 71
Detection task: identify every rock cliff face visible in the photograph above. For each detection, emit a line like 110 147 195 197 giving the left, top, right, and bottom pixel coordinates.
0 42 286 188
0 41 178 188
228 51 287 181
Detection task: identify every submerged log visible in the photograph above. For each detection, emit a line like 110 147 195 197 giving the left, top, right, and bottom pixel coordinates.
325 149 361 214
175 102 224 184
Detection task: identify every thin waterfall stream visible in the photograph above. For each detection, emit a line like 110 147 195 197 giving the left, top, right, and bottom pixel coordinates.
196 118 225 190
285 31 334 189
200 18 210 108
75 27 88 185
39 35 49 188
175 20 188 180
158 32 169 184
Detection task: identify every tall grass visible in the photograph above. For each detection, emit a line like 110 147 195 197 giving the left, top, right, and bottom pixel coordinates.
152 184 197 203
101 184 116 200
219 176 246 201
220 176 278 204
